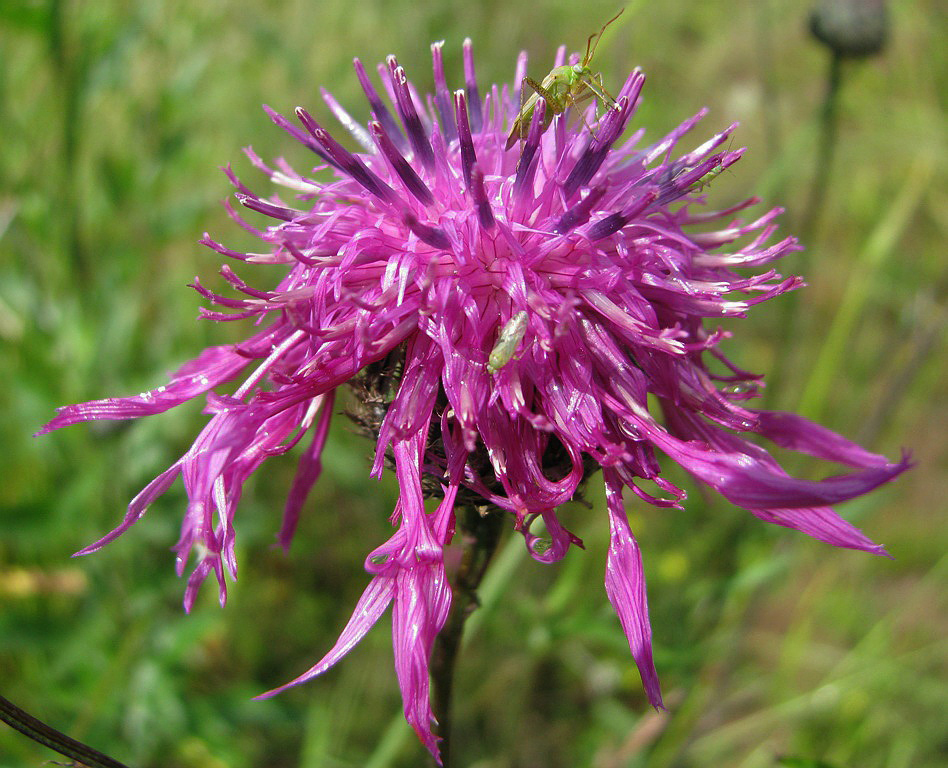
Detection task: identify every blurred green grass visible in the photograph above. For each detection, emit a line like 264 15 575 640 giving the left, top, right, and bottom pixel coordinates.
1 0 944 766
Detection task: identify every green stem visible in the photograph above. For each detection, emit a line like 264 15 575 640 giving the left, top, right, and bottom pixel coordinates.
766 49 844 409
755 0 782 164
48 0 89 286
800 49 844 249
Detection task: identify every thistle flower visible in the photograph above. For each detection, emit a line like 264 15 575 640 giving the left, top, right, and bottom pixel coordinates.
40 39 909 762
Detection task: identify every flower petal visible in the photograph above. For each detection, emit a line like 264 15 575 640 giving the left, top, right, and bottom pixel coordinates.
256 574 396 698
603 469 664 709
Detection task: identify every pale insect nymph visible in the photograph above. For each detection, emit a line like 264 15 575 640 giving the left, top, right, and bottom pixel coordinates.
505 8 624 150
487 311 530 373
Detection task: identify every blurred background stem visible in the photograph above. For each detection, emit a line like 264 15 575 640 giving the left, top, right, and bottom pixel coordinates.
47 0 90 287
766 47 844 409
800 49 844 249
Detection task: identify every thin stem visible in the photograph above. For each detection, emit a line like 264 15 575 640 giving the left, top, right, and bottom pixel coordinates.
755 0 782 164
430 507 504 768
47 0 90 286
0 694 132 768
765 49 844 409
800 49 844 248
856 273 947 446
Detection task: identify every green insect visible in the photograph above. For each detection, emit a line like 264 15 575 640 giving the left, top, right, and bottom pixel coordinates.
505 9 624 151
685 138 736 194
487 311 529 373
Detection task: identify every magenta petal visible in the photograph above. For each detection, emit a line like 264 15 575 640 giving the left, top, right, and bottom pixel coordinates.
74 460 183 555
680 445 910 510
278 391 336 550
36 335 276 433
392 561 451 763
749 505 887 555
751 409 899 469
256 574 396 698
640 414 909 511
384 433 454 762
603 470 664 709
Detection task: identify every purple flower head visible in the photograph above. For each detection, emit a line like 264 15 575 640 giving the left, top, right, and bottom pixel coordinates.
40 39 910 763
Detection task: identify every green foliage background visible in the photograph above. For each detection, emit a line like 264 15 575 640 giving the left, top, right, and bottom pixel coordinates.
1 0 944 766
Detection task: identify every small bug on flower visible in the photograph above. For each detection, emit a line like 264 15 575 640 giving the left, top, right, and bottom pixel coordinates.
487 311 529 373
505 8 624 150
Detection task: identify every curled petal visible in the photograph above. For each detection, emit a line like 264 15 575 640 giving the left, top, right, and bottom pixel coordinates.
392 560 450 761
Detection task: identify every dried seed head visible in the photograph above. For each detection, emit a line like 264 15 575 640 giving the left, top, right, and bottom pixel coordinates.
809 0 889 58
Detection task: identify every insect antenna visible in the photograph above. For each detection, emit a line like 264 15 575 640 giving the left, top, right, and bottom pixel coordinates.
585 8 625 65
583 32 596 66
